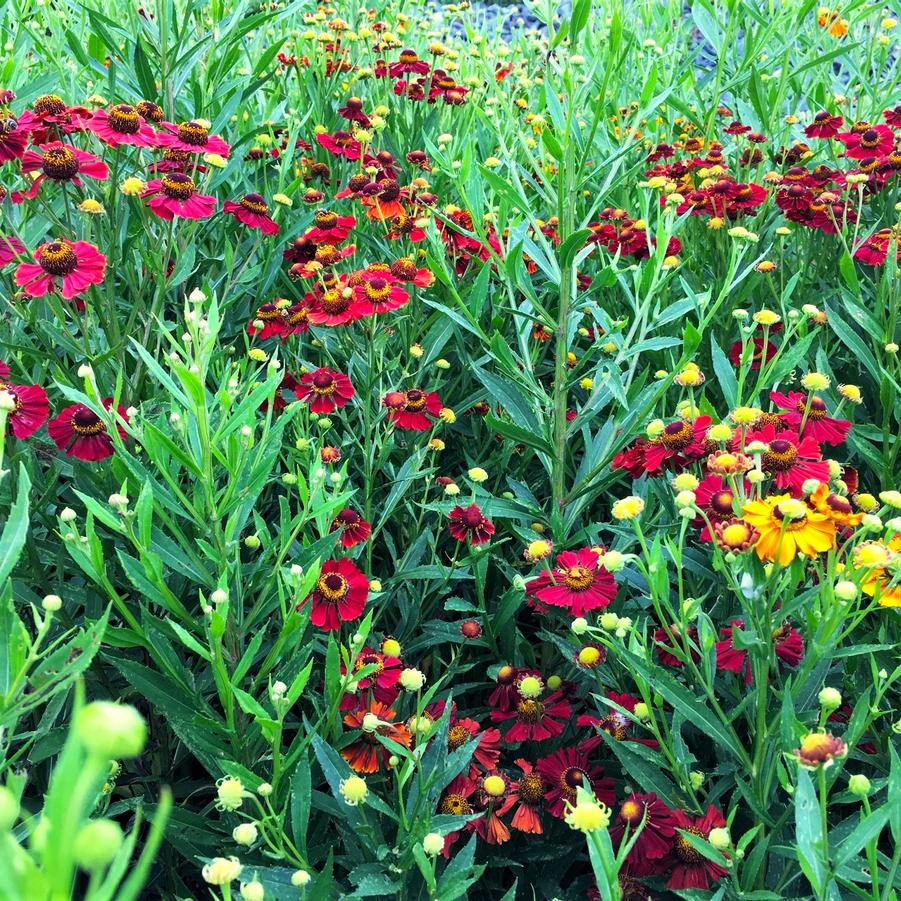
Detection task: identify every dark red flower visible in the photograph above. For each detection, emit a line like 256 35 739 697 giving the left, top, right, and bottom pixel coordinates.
716 619 804 683
47 398 127 461
156 120 230 156
0 376 49 439
389 49 430 77
654 624 699 667
730 336 778 370
224 194 279 234
383 388 442 431
299 558 368 630
610 793 678 874
306 209 356 244
491 690 571 742
340 645 402 709
297 367 355 414
535 746 614 818
854 227 901 266
805 111 844 139
316 130 361 160
143 174 215 220
525 547 616 618
330 509 372 549
769 390 850 445
448 504 495 545
642 416 711 473
666 806 728 890
353 269 409 315
837 125 893 160
89 104 158 147
16 142 108 202
743 423 830 495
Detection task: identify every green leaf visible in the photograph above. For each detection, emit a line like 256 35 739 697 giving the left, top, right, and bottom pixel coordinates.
794 769 827 896
290 755 311 853
0 465 30 586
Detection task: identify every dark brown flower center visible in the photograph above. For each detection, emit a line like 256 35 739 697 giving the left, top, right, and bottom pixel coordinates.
860 129 880 147
319 290 349 314
440 794 471 815
795 397 826 420
240 192 268 214
560 767 589 798
72 407 105 435
108 104 141 134
448 724 471 751
391 257 417 280
619 799 644 825
764 439 798 471
461 507 483 527
710 489 735 516
161 173 195 200
315 210 338 228
136 100 164 123
311 372 336 393
39 242 78 275
660 420 693 450
34 94 66 116
675 827 705 863
563 565 594 591
404 389 425 411
42 145 79 180
518 773 544 805
177 121 209 146
317 572 348 601
517 699 545 723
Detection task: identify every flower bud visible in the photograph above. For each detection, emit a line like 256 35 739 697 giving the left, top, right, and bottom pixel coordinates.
292 870 312 887
848 773 871 796
73 819 124 871
818 687 842 711
423 832 444 855
233 823 258 846
75 702 146 759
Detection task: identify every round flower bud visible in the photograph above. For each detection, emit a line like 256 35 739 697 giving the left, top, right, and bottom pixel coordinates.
612 496 645 520
233 822 258 846
42 594 62 612
202 857 243 885
73 818 124 871
369 579 382 592
672 473 699 492
381 637 401 657
879 490 901 509
600 612 619 630
340 775 369 805
362 713 381 733
60 507 77 522
291 870 311 887
257 783 273 797
834 581 858 601
75 702 146 760
818 687 842 711
801 372 830 391
546 675 562 691
675 490 696 509
468 467 488 483
600 550 626 572
633 702 650 720
211 588 228 604
244 535 261 549
848 774 871 796
689 771 705 790
483 775 506 797
241 881 265 901
422 832 444 855
217 777 246 811
518 675 543 698
400 668 426 691
571 617 589 635
709 827 731 850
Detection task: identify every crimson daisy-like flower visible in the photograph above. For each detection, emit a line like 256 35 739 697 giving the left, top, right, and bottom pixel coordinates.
694 474 744 540
297 367 355 414
716 619 804 684
306 209 356 244
341 701 411 773
610 793 677 875
437 775 480 857
804 111 844 139
389 49 430 77
223 194 279 235
769 390 850 445
142 173 216 220
448 716 502 775
525 547 616 618
488 665 539 712
15 240 107 300
743 423 830 495
47 398 128 461
578 691 658 753
340 645 402 710
383 388 442 431
15 141 108 202
330 509 372 549
666 806 729 891
509 759 545 834
535 746 614 819
643 416 711 473
0 374 49 439
316 130 361 160
491 690 571 742
0 113 29 163
247 301 293 340
353 269 410 315
157 120 230 156
307 286 367 327
855 228 901 266
390 256 434 286
89 104 158 147
730 336 778 370
837 124 893 160
0 235 25 267
299 558 368 630
448 504 495 545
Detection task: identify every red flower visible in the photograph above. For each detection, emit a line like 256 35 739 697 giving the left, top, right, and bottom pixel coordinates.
487 665 538 712
306 210 356 244
389 49 430 77
336 97 370 125
47 398 128 461
143 174 216 220
654 624 699 667
353 269 410 315
299 558 368 630
769 390 850 445
666 806 729 890
610 794 677 874
223 194 279 234
730 336 778 370
330 509 371 549
509 759 545 834
578 691 658 753
437 775 480 856
448 504 495 545
297 367 355 414
854 228 901 266
390 256 434 286
89 104 158 147
743 423 831 495
341 701 411 773
804 111 844 139
716 619 804 684
525 547 616 618
307 285 367 327
0 114 29 163
535 746 614 818
491 690 571 742
694 474 744 540
340 646 402 709
0 376 49 439
0 235 25 267
316 130 361 160
16 240 106 300
15 142 108 202
156 120 230 156
837 124 893 159
448 716 502 774
383 388 442 431
643 416 711 473
247 301 293 340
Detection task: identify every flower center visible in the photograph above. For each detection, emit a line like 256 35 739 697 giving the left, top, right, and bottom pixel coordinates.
518 773 544 805
763 439 798 471
620 799 643 825
461 507 484 527
825 493 852 515
256 304 282 321
563 565 594 591
39 242 78 275
391 257 417 280
404 389 426 411
161 173 196 200
516 699 545 723
354 654 383 677
41 145 79 180
108 104 141 134
71 407 105 435
163 148 191 163
317 572 348 601
319 291 349 314
675 827 705 863
311 372 336 393
597 713 629 740
795 397 826 421
440 794 471 816
315 210 338 228
34 94 66 116
177 120 210 146
240 193 269 214
860 129 880 147
710 489 735 516
399 49 419 63
560 767 589 799
364 278 391 301
286 304 309 326
447 724 471 751
136 100 164 123
315 245 342 265
660 420 693 450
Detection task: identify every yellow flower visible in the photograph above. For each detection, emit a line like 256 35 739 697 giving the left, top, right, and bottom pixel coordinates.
78 198 105 215
339 775 368 805
801 372 830 391
753 309 781 327
468 467 488 482
439 407 456 424
838 384 862 404
612 496 645 520
742 495 836 565
204 153 228 168
564 797 611 833
119 176 146 196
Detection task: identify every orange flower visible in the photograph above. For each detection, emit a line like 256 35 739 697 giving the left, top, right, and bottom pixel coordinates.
341 702 411 773
742 495 836 565
809 483 864 527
